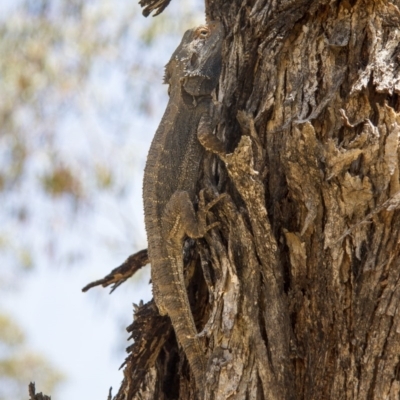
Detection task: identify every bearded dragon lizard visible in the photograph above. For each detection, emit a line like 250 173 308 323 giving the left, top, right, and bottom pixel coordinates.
143 21 224 388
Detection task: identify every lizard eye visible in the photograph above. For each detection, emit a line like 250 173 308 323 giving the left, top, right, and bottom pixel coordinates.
197 28 209 38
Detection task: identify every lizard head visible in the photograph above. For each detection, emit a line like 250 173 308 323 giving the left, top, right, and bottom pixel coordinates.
164 21 224 98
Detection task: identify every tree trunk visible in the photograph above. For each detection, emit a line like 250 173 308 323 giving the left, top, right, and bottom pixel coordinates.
116 1 400 399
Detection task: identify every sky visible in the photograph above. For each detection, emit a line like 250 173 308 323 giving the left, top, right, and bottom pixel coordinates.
0 0 204 398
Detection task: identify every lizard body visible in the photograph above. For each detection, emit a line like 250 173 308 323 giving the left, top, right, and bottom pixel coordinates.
143 21 224 388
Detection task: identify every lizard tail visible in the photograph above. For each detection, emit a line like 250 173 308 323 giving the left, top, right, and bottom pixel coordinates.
171 308 206 387
156 252 206 387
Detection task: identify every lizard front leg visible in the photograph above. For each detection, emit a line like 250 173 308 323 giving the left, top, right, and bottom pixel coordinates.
197 111 225 158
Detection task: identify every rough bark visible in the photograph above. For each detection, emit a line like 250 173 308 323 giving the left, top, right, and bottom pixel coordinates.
116 0 400 399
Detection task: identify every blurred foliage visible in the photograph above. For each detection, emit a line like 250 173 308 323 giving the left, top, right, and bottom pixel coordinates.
0 313 64 400
2 2 112 191
0 0 204 271
0 0 135 197
0 314 25 346
42 165 82 197
95 164 113 189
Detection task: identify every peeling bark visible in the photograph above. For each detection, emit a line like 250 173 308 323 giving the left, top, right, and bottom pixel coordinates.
117 0 400 399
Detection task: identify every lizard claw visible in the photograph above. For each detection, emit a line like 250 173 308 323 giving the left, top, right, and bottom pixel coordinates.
204 192 227 213
198 189 227 212
205 221 220 233
197 190 227 235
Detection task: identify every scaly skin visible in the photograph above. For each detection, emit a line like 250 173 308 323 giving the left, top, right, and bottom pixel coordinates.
143 21 224 389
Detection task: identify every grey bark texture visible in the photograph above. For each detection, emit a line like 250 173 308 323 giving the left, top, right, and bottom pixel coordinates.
116 0 400 399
